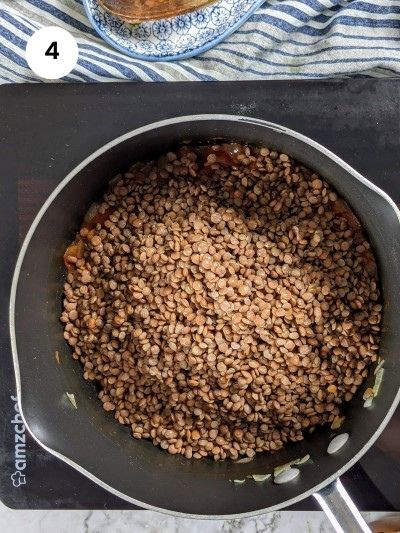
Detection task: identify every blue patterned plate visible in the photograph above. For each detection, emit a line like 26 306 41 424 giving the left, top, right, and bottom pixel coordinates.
83 0 264 62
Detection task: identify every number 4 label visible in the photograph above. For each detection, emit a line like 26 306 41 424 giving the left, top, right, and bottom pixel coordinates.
26 27 78 80
45 41 60 60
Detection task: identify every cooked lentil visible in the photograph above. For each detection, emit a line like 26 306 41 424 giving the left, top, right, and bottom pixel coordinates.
61 143 381 461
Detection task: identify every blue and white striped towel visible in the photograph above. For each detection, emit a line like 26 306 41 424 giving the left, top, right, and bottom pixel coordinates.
1 0 400 82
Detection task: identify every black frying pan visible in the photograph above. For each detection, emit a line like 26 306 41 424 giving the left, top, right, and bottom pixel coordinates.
10 116 400 532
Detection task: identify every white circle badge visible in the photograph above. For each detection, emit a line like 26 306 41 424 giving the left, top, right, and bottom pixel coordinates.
26 27 78 80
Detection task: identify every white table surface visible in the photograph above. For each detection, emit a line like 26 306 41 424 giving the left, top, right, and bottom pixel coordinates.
1 503 399 532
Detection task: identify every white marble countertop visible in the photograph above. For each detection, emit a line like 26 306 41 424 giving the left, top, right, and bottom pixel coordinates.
1 503 399 533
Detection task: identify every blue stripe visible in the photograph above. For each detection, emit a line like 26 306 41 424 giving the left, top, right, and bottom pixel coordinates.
66 67 99 82
313 11 344 24
80 42 208 81
349 1 400 15
79 50 142 81
1 11 34 36
79 44 167 81
0 41 29 68
79 42 150 67
0 25 27 50
77 57 120 79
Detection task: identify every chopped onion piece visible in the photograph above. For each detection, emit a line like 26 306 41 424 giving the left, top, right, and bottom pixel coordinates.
233 479 246 485
292 454 310 465
66 392 77 409
374 359 385 375
273 463 292 476
234 457 254 464
363 368 384 408
363 387 374 401
274 454 311 476
363 396 374 408
251 474 271 483
373 368 384 397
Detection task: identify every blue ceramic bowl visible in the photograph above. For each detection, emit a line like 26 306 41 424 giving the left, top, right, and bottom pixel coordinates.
83 0 264 61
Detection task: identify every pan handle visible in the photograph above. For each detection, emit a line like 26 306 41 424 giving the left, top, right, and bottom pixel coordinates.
313 478 371 533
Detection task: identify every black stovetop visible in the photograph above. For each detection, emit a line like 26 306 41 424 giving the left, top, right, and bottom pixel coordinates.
0 79 399 511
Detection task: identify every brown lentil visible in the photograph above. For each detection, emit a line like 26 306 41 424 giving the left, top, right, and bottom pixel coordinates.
61 143 381 462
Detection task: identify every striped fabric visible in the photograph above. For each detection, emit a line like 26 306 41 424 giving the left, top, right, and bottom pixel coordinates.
0 0 400 82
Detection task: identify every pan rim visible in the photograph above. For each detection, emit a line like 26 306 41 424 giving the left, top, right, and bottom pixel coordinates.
9 114 400 519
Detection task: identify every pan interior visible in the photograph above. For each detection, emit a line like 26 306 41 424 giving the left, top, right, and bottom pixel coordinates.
12 117 400 516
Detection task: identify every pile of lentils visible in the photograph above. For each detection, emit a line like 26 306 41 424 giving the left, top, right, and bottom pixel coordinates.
61 143 381 461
